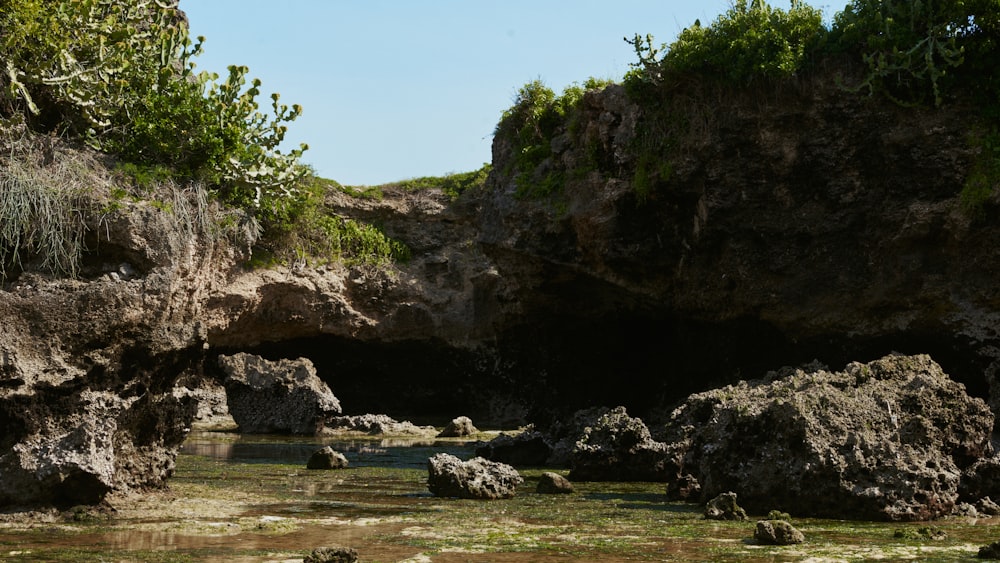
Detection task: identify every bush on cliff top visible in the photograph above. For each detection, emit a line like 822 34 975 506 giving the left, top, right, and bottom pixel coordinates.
0 0 409 278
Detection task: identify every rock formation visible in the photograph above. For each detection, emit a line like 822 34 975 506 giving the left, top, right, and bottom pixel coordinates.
754 520 805 545
536 471 574 494
427 453 523 499
568 406 668 482
306 446 349 470
219 353 341 434
659 354 993 521
438 415 478 438
4 57 1000 511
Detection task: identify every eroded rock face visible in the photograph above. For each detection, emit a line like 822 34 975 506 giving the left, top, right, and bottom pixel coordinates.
661 354 993 521
427 453 523 499
568 406 668 482
219 353 341 435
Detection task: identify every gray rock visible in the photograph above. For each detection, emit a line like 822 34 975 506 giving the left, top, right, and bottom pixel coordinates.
754 520 805 545
704 491 747 521
219 353 340 435
661 354 994 521
437 416 478 437
427 453 523 499
304 546 358 563
537 471 574 494
306 446 349 470
568 406 668 482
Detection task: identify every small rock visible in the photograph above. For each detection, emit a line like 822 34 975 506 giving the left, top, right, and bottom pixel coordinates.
304 546 358 563
427 453 523 499
438 416 478 438
704 491 747 521
537 472 574 494
754 519 805 545
306 446 349 470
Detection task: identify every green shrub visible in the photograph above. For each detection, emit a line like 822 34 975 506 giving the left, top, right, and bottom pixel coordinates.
391 163 493 199
494 79 610 198
627 0 826 86
831 0 977 106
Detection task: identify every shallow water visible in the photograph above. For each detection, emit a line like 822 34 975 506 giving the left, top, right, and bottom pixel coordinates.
1 432 997 562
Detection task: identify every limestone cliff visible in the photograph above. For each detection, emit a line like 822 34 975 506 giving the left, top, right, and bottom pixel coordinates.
1 63 998 507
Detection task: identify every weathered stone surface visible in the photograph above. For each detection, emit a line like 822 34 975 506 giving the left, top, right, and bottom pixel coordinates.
0 142 233 507
219 353 340 435
437 416 478 437
537 471 574 494
661 354 993 521
306 446 349 470
427 453 523 499
304 546 358 563
325 414 437 436
568 406 668 482
704 492 747 521
754 520 805 545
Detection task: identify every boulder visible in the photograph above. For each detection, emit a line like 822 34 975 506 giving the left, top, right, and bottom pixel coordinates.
304 546 358 563
704 491 747 521
427 453 523 499
475 429 552 466
754 520 805 545
306 446 349 470
218 353 340 434
437 415 478 437
661 354 994 521
568 406 668 481
537 471 574 494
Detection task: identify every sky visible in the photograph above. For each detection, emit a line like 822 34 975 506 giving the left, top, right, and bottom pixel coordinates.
180 1 803 186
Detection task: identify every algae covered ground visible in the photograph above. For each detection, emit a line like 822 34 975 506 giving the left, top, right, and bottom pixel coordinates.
0 432 997 562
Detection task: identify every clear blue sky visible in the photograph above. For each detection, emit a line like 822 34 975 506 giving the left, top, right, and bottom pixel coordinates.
181 0 800 186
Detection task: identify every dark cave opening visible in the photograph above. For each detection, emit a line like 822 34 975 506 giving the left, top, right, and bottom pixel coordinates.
220 311 992 429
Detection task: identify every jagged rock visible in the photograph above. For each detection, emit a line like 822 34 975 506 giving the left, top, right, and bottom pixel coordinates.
0 388 193 507
437 416 478 437
306 446 349 470
475 430 552 466
304 546 358 563
568 406 668 482
704 492 747 521
172 380 235 431
427 453 523 499
218 353 340 435
537 472 574 494
325 414 437 436
754 520 805 545
661 354 993 521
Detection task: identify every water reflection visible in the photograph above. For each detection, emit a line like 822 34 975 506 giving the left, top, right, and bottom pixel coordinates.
179 432 475 469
